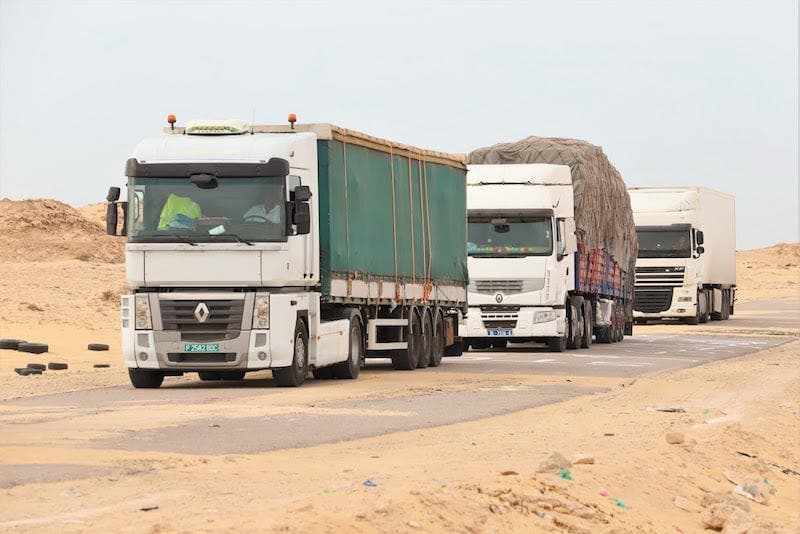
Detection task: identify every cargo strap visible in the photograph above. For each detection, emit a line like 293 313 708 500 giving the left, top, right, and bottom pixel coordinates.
389 148 399 289
342 139 351 274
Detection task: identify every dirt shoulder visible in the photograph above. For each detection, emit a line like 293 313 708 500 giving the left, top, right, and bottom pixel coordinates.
1 338 797 532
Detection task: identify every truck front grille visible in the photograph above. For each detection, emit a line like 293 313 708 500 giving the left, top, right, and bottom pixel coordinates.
634 289 673 313
167 353 237 364
469 279 544 294
480 305 519 329
635 267 685 288
160 299 245 341
483 320 517 329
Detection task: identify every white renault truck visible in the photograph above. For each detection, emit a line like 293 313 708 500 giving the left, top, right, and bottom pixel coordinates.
105 117 468 388
628 187 736 324
462 163 636 352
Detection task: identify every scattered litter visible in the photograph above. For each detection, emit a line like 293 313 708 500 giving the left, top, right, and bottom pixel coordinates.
321 488 332 494
558 469 572 481
489 503 502 514
93 363 111 368
88 343 110 351
209 424 220 428
656 407 687 413
703 408 710 415
598 489 610 497
363 479 377 488
140 506 158 512
603 433 615 437
673 495 701 512
407 520 421 529
500 470 518 476
613 499 629 509
736 451 756 458
572 455 595 465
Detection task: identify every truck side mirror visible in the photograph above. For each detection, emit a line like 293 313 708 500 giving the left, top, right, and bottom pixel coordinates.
107 186 121 202
696 230 704 245
293 185 312 202
696 245 705 255
294 202 311 235
106 202 118 235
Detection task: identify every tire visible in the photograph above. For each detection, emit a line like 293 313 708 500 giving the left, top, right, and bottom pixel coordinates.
220 371 245 381
93 363 111 368
87 343 109 351
699 291 711 323
416 310 432 369
198 371 222 381
273 321 309 387
48 362 68 370
312 367 334 379
686 294 701 325
566 299 584 350
547 335 567 352
128 368 164 389
333 314 363 379
17 342 48 354
0 339 26 350
26 363 46 371
429 312 445 367
623 321 633 337
16 368 42 376
392 311 421 370
444 339 464 357
597 326 613 343
580 300 593 349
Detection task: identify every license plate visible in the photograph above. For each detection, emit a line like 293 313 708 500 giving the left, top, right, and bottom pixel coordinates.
486 329 512 337
184 343 220 352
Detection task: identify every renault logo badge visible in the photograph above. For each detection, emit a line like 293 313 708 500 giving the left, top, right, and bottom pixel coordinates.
194 302 210 323
495 293 503 303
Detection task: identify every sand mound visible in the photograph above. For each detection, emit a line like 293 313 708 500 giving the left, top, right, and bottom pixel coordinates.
77 202 108 230
0 198 124 263
737 242 799 301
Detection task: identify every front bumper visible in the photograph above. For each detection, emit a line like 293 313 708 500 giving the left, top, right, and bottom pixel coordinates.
122 328 274 371
633 287 695 319
464 306 566 339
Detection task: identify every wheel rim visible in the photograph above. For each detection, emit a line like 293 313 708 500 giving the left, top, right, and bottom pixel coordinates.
350 324 360 365
295 333 306 372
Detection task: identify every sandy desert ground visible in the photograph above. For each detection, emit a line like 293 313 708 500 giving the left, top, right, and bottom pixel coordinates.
0 198 798 532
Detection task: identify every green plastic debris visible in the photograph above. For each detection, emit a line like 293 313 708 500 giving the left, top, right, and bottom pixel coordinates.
558 469 573 480
614 499 628 509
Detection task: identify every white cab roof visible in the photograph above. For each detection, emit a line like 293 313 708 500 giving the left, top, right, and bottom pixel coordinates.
133 131 316 163
466 164 572 185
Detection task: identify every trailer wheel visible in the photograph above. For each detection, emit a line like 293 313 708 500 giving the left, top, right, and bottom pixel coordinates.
416 309 432 369
128 368 164 389
333 314 363 379
580 300 593 349
429 312 445 367
273 321 309 387
392 311 421 370
443 339 465 357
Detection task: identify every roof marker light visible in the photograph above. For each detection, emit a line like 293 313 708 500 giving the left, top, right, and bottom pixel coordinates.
288 113 297 129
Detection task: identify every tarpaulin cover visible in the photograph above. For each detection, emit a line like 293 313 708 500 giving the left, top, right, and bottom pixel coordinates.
468 136 638 286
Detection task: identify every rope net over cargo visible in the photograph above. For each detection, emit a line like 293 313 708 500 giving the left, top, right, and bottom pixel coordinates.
468 136 638 277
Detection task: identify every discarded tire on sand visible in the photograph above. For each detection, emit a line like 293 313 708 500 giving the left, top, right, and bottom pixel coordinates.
0 339 26 350
87 343 109 351
48 362 69 370
17 342 49 354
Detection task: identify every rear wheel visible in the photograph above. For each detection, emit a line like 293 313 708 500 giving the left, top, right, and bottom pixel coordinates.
333 314 363 379
392 310 421 370
444 339 465 357
129 368 164 389
416 310 432 369
547 335 567 352
429 312 445 367
273 321 308 387
312 367 334 379
699 291 711 323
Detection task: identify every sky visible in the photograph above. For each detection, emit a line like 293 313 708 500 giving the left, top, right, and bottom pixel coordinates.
0 0 797 249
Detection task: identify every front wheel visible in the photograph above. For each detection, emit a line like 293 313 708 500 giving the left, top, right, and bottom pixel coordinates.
273 321 309 387
547 335 567 352
333 315 363 379
580 300 593 349
129 368 164 389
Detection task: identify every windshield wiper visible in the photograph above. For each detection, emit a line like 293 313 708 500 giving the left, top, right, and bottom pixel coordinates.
208 233 254 246
165 234 198 246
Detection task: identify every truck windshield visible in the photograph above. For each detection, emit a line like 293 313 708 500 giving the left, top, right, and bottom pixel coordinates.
127 177 287 243
467 217 552 257
636 229 691 258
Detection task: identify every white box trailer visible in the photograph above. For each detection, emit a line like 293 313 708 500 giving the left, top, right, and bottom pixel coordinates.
628 186 736 324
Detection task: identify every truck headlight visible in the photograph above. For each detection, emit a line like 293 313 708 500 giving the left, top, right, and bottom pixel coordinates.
533 310 556 323
134 294 152 330
677 296 693 302
253 294 270 329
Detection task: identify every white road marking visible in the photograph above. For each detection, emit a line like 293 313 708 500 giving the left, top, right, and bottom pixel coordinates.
531 358 556 363
571 354 621 359
587 361 652 367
